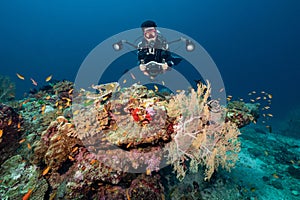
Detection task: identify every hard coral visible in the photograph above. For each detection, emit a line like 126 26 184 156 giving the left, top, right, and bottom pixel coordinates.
33 116 82 172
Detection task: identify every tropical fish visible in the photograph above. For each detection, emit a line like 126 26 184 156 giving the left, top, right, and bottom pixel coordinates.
8 118 12 125
27 143 32 149
22 189 33 200
219 88 224 92
42 166 51 176
154 85 158 92
126 143 132 148
267 113 273 117
123 79 127 84
0 129 3 138
146 169 151 175
41 104 46 114
19 139 26 144
45 75 52 82
272 173 279 179
162 80 165 86
90 159 97 165
30 78 38 86
256 97 261 100
71 146 78 153
68 155 75 161
126 189 131 200
16 73 25 80
268 94 272 99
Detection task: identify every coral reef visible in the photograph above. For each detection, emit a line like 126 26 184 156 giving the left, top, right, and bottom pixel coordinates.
0 155 48 200
226 101 260 128
0 103 23 164
1 80 263 199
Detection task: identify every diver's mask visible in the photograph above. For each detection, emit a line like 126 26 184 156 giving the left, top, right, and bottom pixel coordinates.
144 28 157 40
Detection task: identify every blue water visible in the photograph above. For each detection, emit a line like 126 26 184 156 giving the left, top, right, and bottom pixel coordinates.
1 0 300 128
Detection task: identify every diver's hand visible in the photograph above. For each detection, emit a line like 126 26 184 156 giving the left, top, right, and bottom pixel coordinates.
162 63 169 71
139 64 146 71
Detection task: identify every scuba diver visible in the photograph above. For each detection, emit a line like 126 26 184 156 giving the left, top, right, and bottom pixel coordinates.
138 20 182 78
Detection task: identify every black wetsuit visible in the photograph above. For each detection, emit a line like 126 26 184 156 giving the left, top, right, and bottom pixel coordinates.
137 34 181 67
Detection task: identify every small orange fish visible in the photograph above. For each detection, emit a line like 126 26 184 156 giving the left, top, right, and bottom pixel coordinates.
42 166 51 176
268 94 273 99
146 169 151 175
27 143 32 149
8 118 12 125
90 159 97 165
68 89 74 94
17 122 21 129
0 129 3 138
19 139 26 144
123 79 127 84
45 96 51 100
41 104 46 114
68 155 75 161
71 146 78 153
16 73 25 80
45 75 52 82
30 78 38 86
22 189 33 200
272 173 279 179
126 142 132 148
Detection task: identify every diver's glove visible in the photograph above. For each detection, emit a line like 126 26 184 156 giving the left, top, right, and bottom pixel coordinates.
162 63 169 71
